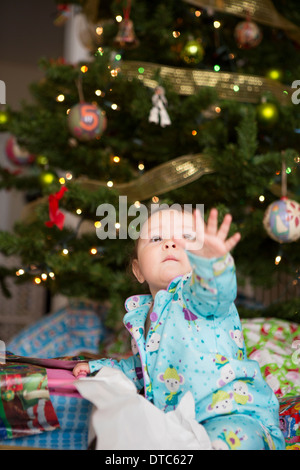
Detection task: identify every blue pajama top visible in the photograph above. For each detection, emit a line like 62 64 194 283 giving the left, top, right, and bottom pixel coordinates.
89 251 282 439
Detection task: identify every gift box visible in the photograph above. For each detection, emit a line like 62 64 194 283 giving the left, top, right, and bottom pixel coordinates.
279 396 300 449
0 352 92 450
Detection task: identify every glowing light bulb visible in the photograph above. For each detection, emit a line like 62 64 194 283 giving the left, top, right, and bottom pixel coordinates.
275 255 282 265
56 94 65 102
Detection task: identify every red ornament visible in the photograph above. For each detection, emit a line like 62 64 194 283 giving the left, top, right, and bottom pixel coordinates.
45 186 68 230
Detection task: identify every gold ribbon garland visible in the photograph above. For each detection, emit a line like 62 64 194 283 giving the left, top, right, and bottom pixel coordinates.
121 60 292 105
77 153 214 202
183 0 300 45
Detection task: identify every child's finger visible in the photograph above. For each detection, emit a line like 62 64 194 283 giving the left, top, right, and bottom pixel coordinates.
206 208 218 235
217 213 232 241
225 232 241 252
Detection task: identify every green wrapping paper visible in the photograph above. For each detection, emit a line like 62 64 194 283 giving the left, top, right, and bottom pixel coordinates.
0 359 59 440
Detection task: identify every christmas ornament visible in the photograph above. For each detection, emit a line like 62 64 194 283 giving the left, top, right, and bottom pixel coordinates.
45 186 68 231
114 0 139 49
0 110 8 125
263 197 300 243
266 69 283 82
256 101 279 125
181 39 204 64
67 102 107 141
39 170 57 187
5 136 35 166
234 20 262 49
148 86 171 128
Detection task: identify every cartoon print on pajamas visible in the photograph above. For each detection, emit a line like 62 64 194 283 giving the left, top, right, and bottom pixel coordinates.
233 381 253 405
230 327 245 360
207 390 234 414
212 254 234 276
158 365 184 411
214 354 236 387
146 332 161 354
212 428 248 450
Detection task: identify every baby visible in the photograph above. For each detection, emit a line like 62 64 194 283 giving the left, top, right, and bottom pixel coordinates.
73 206 285 450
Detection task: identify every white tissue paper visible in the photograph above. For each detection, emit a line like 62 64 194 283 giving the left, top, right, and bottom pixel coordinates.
75 367 212 450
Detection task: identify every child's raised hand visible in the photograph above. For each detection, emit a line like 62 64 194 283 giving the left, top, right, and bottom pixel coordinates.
73 362 90 377
177 208 241 258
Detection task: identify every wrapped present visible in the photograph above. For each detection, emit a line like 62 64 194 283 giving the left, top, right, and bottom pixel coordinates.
0 352 92 450
279 396 300 448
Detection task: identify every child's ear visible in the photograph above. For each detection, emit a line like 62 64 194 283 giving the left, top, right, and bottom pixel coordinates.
132 259 145 284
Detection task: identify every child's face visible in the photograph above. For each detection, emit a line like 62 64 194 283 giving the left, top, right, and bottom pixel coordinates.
132 209 196 297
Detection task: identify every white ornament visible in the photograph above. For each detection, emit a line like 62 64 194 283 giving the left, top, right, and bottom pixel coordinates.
148 86 171 127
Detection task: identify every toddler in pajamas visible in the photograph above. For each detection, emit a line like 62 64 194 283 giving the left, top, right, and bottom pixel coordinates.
73 206 285 450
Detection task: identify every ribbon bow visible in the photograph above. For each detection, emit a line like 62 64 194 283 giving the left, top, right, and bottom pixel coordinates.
45 186 68 230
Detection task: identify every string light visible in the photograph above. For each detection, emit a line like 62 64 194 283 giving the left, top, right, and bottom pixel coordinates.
259 195 265 202
65 172 72 180
115 223 121 229
110 69 119 78
107 181 113 187
96 26 103 36
62 248 69 255
95 89 102 96
152 196 159 203
41 273 47 281
214 65 221 72
214 21 221 28
111 103 118 110
59 177 65 185
192 130 197 136
56 94 65 102
90 248 97 255
172 31 180 38
113 156 120 163
34 277 41 285
16 269 25 276
80 65 88 73
275 255 282 265
49 272 55 279
94 221 102 228
195 10 201 17
116 15 122 22
138 163 144 171
76 208 82 215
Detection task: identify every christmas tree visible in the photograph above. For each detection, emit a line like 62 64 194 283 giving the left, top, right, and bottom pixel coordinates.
0 0 300 328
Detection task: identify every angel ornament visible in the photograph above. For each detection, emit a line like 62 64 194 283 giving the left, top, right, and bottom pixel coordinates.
148 86 171 127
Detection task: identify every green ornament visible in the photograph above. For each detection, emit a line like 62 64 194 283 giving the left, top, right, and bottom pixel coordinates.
181 40 204 64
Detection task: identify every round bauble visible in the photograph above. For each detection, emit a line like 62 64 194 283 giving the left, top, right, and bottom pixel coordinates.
234 20 262 49
5 136 35 166
68 102 107 141
257 102 279 126
181 40 204 64
39 170 57 187
263 197 300 243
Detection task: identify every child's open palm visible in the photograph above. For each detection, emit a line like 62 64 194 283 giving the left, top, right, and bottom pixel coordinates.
177 208 241 258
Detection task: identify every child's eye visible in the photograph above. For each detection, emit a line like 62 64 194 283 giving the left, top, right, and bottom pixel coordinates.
150 235 162 243
183 233 196 241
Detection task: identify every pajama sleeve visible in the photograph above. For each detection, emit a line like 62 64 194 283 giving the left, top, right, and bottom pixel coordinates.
88 354 144 391
182 251 237 318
